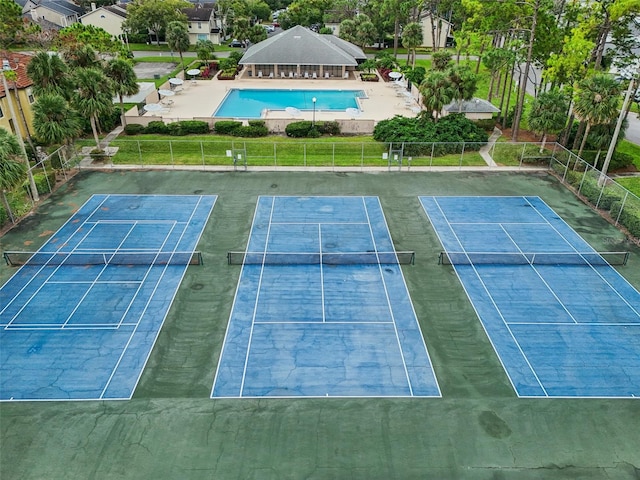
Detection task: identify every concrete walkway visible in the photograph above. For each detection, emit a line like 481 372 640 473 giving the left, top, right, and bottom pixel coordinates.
479 127 502 167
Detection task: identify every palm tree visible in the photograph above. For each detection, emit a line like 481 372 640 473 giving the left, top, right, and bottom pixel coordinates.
419 72 454 120
104 59 139 127
32 94 82 157
447 64 478 113
166 21 191 76
573 74 621 158
527 89 570 152
72 68 114 150
26 51 72 99
0 128 27 224
63 44 100 69
401 22 423 69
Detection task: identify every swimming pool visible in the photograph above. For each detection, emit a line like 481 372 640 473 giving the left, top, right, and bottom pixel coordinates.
213 89 366 118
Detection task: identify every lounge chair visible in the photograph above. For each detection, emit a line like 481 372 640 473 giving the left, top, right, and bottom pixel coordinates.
312 72 317 79
289 72 294 78
304 72 309 79
343 72 349 79
268 72 274 79
324 72 330 79
281 72 285 79
257 71 263 78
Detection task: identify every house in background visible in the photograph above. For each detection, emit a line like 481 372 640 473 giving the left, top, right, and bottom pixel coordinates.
79 4 128 41
182 6 222 45
442 98 500 120
27 0 84 28
418 13 454 50
0 52 36 140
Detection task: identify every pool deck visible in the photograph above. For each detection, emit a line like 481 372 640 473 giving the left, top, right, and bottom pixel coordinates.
146 72 422 123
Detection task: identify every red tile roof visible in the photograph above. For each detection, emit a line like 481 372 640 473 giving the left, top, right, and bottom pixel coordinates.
0 52 35 98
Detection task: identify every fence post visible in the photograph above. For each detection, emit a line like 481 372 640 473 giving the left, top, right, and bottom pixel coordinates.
519 143 526 168
332 143 335 170
615 192 628 225
361 142 364 170
430 143 434 169
201 141 205 170
170 140 174 166
577 163 590 194
460 142 465 169
562 154 571 183
304 143 306 167
274 142 277 168
137 140 143 167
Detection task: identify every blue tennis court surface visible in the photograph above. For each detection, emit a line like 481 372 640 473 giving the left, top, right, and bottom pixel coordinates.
212 196 440 398
420 196 640 398
1 194 216 401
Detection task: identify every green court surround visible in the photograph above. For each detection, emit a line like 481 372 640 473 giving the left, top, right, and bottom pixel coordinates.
1 170 639 479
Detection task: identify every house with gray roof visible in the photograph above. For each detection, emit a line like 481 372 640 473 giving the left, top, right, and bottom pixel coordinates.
27 0 84 27
443 98 500 120
239 25 366 79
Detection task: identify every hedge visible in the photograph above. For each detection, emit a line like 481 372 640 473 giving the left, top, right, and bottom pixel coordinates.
230 125 269 137
214 120 242 134
145 121 169 134
285 121 340 138
124 124 145 135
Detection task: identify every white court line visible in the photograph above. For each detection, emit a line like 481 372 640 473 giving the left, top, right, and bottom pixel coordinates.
239 196 276 397
498 223 579 324
253 320 395 325
448 221 549 225
0 196 111 321
100 196 209 399
430 197 548 397
524 197 640 321
47 281 144 285
319 223 326 323
2 218 107 328
210 197 262 398
61 223 140 328
362 197 414 396
509 322 640 326
269 221 369 225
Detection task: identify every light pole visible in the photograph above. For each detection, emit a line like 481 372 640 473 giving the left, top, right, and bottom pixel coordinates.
312 97 316 127
2 59 39 202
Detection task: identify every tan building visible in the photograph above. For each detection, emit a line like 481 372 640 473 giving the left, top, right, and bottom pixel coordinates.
0 52 36 140
182 7 222 45
79 4 128 40
419 13 453 50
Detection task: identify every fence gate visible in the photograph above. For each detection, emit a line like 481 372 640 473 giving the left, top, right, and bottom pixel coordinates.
387 145 404 171
229 148 247 171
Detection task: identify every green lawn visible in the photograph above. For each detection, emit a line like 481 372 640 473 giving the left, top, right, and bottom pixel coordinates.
106 135 486 167
616 140 640 170
615 176 640 196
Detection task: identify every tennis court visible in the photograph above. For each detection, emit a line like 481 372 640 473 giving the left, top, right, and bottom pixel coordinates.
212 196 440 397
420 196 640 398
0 194 216 401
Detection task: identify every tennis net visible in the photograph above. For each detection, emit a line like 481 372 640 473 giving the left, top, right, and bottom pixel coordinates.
227 251 415 265
439 251 629 266
3 250 203 267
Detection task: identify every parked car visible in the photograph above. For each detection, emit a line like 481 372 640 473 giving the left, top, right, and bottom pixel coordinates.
229 39 244 47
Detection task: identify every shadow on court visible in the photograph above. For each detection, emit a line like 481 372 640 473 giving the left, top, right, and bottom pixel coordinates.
1 170 639 479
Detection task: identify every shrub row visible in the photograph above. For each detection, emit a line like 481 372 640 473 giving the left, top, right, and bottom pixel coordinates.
23 171 57 196
558 166 640 238
285 121 340 138
124 120 211 136
213 120 269 137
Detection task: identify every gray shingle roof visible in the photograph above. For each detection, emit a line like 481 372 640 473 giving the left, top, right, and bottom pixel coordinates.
444 98 501 113
182 7 213 21
37 0 84 15
239 25 364 66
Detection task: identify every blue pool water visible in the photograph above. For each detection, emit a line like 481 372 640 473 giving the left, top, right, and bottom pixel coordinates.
213 89 366 118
